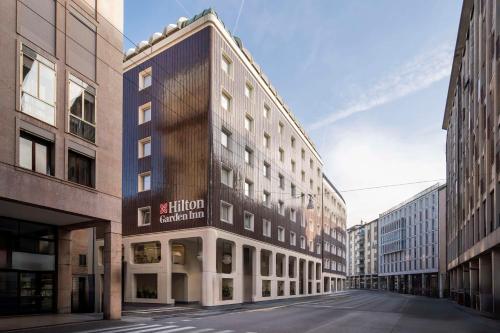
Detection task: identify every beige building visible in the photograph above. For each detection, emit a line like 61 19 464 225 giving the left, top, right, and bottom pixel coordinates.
117 9 346 307
443 0 500 315
347 219 378 289
0 0 123 318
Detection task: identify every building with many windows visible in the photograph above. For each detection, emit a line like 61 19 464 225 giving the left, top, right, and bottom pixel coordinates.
442 0 500 315
378 184 445 297
0 0 123 318
346 219 378 289
120 9 346 306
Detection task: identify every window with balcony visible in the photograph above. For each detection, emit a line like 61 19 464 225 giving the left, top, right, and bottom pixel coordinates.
69 74 96 142
20 45 56 125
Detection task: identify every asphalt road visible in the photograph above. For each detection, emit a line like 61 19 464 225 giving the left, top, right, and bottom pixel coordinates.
12 290 500 333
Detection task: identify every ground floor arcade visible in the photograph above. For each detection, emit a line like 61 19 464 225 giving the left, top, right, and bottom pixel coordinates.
378 272 441 297
116 227 346 306
347 275 379 289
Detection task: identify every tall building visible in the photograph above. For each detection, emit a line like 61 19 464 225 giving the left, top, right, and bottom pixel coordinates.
378 184 445 297
321 176 347 292
0 0 123 318
120 9 346 306
442 0 500 315
346 219 378 289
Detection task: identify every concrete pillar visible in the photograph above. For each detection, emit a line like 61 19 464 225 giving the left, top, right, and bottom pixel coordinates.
57 229 72 314
103 221 122 320
234 243 244 303
284 255 289 296
479 254 493 313
408 275 412 294
492 248 500 316
253 248 261 301
202 229 217 306
470 260 479 309
421 273 426 296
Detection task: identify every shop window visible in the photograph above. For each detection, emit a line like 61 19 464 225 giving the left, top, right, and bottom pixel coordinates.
133 241 161 264
290 281 296 295
135 274 157 299
262 280 271 297
221 278 233 301
172 244 185 265
277 281 285 296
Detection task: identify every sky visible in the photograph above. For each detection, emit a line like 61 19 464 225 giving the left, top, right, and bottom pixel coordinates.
125 0 462 227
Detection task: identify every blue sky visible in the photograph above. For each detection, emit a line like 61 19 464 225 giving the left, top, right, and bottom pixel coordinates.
125 0 462 227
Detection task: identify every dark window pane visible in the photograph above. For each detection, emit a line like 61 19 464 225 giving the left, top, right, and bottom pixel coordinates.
0 272 18 314
68 150 94 187
84 92 95 124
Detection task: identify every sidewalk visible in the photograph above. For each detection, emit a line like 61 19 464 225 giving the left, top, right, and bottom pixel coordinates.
0 313 102 332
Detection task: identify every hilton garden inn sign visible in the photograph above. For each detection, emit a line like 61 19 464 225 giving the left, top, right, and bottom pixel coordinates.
159 199 205 223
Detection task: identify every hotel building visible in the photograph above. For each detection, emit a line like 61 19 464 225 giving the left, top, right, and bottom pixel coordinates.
120 9 346 306
378 184 445 297
0 0 123 318
443 0 500 315
346 219 378 289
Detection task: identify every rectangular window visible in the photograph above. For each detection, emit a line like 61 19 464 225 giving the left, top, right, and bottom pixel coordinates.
278 201 285 216
263 104 270 119
263 133 270 148
245 82 253 98
133 242 161 264
301 149 305 160
221 54 232 75
277 227 285 242
263 219 272 237
220 201 233 224
245 147 253 165
20 45 56 125
138 103 151 124
290 209 297 222
291 183 296 196
244 179 253 197
300 236 306 249
279 148 284 162
138 137 151 158
263 162 271 178
138 172 151 192
79 254 87 266
290 232 296 246
291 160 296 172
310 158 314 169
221 165 233 188
138 207 151 226
278 122 283 134
68 74 96 142
244 114 253 131
68 150 94 187
279 174 285 189
221 128 231 149
263 191 270 207
139 68 152 90
244 211 254 231
221 91 231 111
301 170 305 182
19 131 53 175
291 136 295 148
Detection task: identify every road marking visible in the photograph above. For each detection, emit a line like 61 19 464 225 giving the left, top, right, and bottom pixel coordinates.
76 323 148 333
135 325 178 333
213 331 234 333
103 325 163 333
155 327 195 333
185 329 214 333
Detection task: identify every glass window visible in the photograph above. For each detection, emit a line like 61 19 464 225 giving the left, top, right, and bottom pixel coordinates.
133 242 161 264
138 138 151 158
172 244 185 265
244 147 253 165
221 54 231 74
139 103 151 124
221 92 231 111
135 274 157 299
263 133 270 148
19 132 53 176
290 209 296 222
263 191 270 207
277 227 285 242
138 172 151 192
244 180 253 197
263 162 270 178
279 174 285 189
68 150 94 187
221 129 230 149
300 236 306 249
279 148 284 162
278 201 285 215
220 201 233 224
263 219 271 237
263 104 270 119
69 75 96 142
139 68 152 90
138 207 151 226
21 45 56 125
221 165 232 187
290 232 296 246
245 82 253 98
244 115 252 131
244 211 254 231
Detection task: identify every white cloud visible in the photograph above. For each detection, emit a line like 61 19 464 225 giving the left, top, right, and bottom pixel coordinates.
322 125 445 227
309 43 453 130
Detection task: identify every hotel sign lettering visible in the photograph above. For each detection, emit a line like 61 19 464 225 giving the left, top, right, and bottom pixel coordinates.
159 199 205 223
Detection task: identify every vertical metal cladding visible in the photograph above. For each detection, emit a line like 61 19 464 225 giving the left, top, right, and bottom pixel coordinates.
122 28 211 236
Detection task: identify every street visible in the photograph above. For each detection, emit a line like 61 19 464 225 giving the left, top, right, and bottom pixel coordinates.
14 290 500 333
